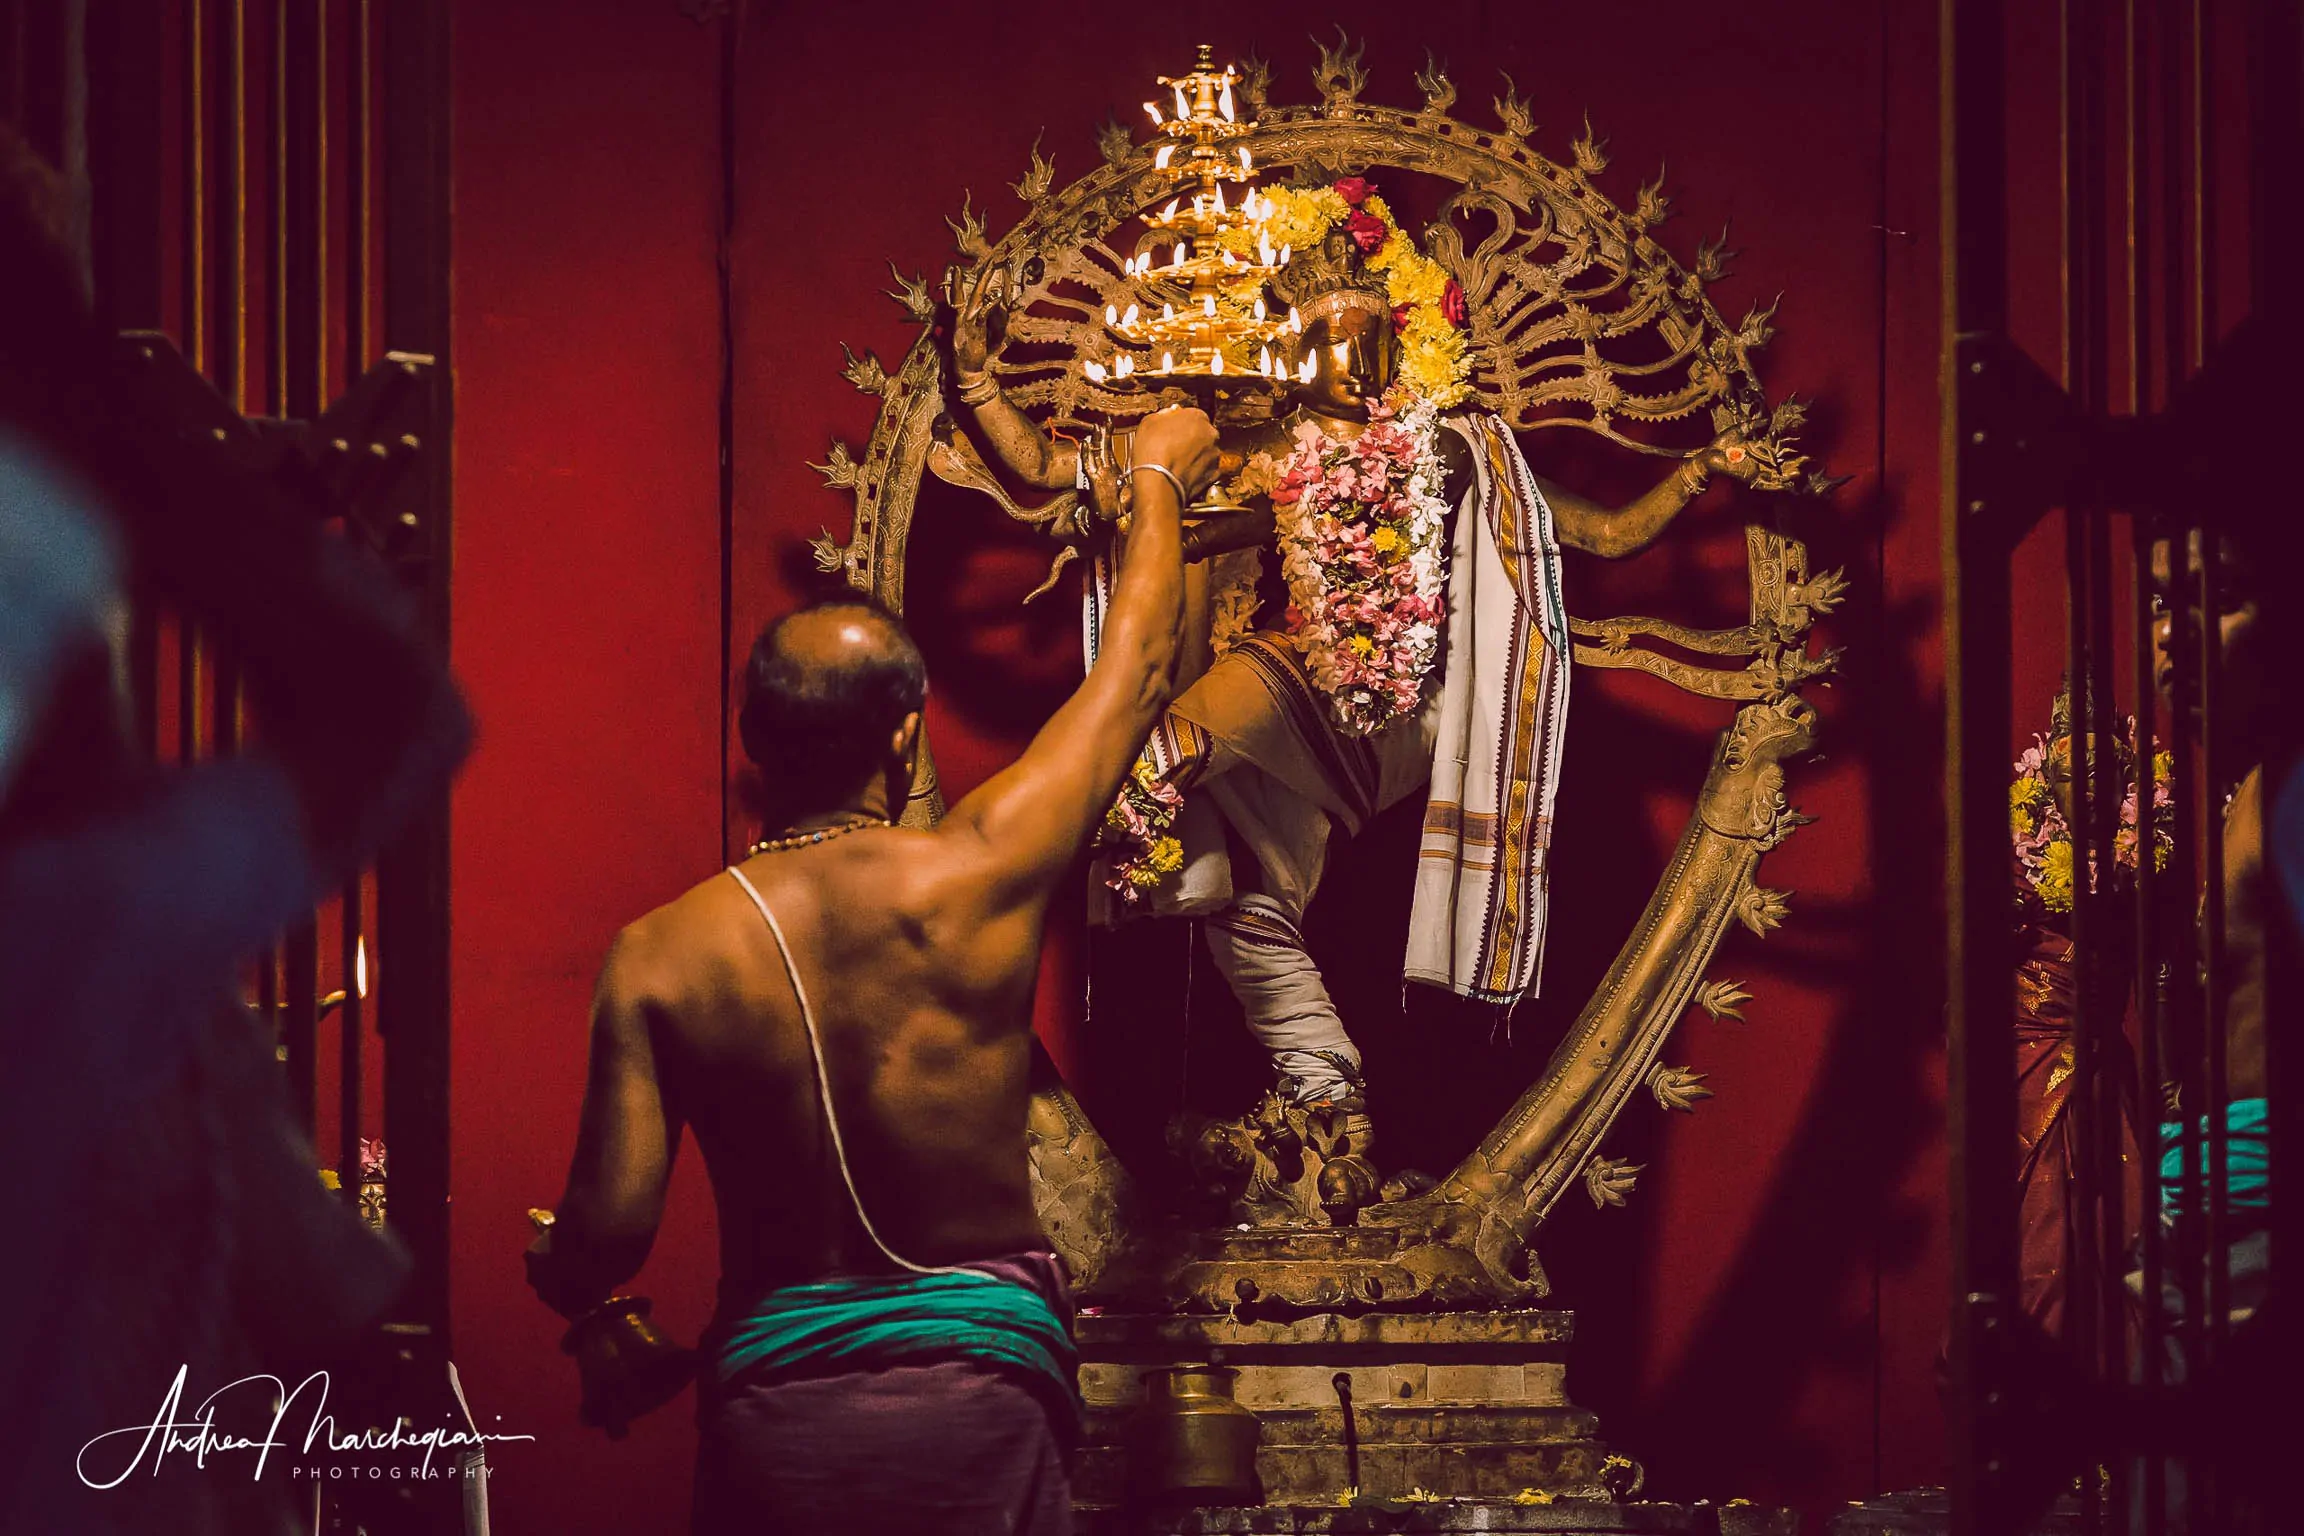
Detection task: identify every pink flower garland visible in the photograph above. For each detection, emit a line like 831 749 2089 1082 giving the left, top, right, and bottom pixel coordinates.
1271 400 1450 737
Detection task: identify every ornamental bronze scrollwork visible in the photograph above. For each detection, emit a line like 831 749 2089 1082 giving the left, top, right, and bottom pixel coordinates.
810 36 1845 1310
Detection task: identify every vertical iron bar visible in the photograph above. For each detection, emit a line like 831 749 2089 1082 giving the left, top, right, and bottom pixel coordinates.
174 0 210 771
2130 526 2165 1536
317 0 356 1218
313 0 326 399
271 0 286 416
226 0 243 405
1944 2 2020 1531
2187 0 2207 366
2195 523 2227 1530
377 0 454 1345
86 0 162 334
2060 24 2106 1525
351 0 371 372
281 0 317 422
2134 28 2180 1520
283 916 318 1134
2098 11 2149 1517
86 0 165 755
184 0 205 377
340 881 364 1207
2161 529 2203 1487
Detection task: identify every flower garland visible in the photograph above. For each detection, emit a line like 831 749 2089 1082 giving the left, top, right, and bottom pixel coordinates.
1225 176 1474 410
1271 396 1450 736
2010 728 2175 913
1097 755 1186 905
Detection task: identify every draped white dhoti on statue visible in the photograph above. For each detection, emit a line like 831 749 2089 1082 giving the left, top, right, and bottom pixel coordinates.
1403 415 1573 1006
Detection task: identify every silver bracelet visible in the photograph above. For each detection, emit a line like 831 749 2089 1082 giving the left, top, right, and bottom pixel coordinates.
1130 462 1189 507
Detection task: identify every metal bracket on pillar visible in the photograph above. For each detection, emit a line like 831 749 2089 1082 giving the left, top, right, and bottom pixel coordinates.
112 331 441 575
1954 331 2087 548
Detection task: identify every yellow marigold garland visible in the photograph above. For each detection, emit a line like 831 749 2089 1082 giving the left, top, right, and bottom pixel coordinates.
1228 181 1475 410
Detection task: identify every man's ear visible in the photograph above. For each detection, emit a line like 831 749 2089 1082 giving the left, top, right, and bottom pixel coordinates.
892 711 923 768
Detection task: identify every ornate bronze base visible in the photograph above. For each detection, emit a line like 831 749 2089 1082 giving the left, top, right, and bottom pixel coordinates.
1077 1508 1797 1534
1073 1310 1613 1509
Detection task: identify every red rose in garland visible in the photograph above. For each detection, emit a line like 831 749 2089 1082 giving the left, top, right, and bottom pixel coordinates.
1332 175 1373 206
1441 278 1469 329
1345 207 1389 254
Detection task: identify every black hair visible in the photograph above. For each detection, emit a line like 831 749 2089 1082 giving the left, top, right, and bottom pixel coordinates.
737 598 925 816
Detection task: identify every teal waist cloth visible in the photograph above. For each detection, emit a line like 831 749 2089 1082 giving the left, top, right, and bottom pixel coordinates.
2158 1097 2270 1218
709 1266 1078 1403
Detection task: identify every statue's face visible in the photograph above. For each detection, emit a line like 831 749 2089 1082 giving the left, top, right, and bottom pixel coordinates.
1288 302 1395 421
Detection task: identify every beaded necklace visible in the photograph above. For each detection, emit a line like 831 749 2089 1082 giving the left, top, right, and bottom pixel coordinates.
745 813 892 857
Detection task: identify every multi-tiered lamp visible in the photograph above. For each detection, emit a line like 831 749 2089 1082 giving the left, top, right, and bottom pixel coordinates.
1082 46 1308 392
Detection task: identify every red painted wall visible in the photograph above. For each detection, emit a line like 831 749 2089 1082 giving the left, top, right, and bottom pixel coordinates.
448 7 725 1529
447 2 1963 1527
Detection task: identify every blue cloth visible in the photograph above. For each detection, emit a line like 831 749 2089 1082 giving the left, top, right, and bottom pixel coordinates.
2158 1097 2270 1218
710 1266 1078 1410
2275 751 2304 951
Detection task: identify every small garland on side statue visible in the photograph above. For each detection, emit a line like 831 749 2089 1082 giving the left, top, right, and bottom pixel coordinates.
2009 724 2175 913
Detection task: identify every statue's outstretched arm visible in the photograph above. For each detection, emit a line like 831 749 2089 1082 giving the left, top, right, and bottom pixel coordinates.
952 262 1080 492
1545 430 1807 560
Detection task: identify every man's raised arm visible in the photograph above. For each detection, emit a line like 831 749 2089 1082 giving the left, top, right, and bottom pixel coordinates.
944 407 1220 896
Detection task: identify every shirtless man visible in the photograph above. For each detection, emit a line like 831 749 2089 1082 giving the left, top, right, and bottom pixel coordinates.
2144 526 2289 1366
525 407 1221 1536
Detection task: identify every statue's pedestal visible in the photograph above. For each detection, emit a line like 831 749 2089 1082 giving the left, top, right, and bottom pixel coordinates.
1075 1502 1797 1534
1071 1310 1799 1532
1073 1310 1606 1507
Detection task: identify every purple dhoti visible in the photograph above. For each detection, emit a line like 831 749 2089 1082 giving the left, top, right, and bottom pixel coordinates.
693 1357 1072 1535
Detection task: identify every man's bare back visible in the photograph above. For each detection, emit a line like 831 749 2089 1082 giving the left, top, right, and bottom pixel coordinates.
604 825 1054 1296
528 406 1222 1340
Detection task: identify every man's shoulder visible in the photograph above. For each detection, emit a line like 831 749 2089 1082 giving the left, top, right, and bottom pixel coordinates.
597 872 748 1010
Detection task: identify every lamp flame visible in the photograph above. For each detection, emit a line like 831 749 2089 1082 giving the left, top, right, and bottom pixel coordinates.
1122 303 1139 327
1172 243 1186 266
1143 101 1162 127
1238 147 1252 172
355 936 369 999
1173 84 1189 119
1159 351 1174 374
1084 360 1109 382
1210 349 1224 375
1155 145 1174 170
1116 353 1134 378
1298 355 1316 383
1203 295 1218 317
1219 79 1235 121
1105 304 1118 325
1288 307 1302 333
